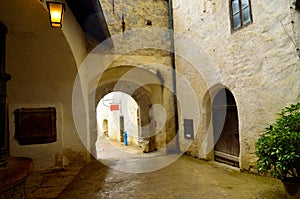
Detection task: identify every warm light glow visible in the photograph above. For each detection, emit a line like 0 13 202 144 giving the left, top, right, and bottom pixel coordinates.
50 11 62 22
46 1 65 28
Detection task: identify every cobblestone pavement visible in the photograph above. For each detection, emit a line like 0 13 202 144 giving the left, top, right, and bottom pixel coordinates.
51 155 286 199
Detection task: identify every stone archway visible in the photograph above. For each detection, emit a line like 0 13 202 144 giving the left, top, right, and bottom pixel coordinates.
92 81 155 153
88 66 165 157
200 84 240 167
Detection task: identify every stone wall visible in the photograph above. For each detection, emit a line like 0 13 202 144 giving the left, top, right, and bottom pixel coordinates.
173 0 300 169
96 0 177 151
100 0 169 34
99 0 171 56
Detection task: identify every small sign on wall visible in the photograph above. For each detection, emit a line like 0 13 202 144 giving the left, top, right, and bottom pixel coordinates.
110 104 119 111
184 119 194 140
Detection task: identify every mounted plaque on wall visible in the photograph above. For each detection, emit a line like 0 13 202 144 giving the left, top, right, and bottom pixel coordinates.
184 119 194 140
14 107 57 145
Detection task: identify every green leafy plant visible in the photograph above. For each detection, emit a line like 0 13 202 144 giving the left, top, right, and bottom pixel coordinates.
255 102 300 180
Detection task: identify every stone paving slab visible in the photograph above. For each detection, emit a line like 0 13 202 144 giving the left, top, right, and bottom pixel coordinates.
25 165 83 199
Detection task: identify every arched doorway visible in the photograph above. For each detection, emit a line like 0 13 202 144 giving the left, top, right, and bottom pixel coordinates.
102 119 108 137
213 88 240 167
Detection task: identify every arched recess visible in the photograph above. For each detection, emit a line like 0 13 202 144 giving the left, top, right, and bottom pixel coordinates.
102 119 108 137
201 85 240 168
89 66 164 156
212 88 240 167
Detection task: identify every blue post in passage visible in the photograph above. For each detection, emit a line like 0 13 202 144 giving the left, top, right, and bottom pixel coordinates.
123 131 128 146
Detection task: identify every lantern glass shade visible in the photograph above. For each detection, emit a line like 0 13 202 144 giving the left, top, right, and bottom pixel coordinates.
46 1 65 28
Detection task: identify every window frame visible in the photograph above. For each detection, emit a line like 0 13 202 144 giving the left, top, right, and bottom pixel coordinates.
229 0 253 32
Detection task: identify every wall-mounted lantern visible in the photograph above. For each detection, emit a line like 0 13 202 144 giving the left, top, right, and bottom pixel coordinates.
46 1 65 28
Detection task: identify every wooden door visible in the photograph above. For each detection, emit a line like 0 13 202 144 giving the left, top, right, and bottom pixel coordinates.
213 89 240 167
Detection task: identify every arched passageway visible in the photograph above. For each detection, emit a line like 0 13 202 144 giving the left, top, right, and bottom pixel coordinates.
95 91 141 157
89 66 166 158
212 88 240 167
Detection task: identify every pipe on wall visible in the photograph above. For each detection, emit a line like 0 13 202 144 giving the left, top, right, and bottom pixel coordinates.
168 0 180 154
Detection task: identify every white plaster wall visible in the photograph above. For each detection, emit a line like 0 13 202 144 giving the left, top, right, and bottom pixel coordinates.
38 0 88 68
96 92 139 144
0 0 88 170
173 0 300 169
8 104 63 170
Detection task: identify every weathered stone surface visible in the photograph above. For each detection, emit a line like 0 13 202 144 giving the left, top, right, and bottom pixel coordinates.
173 0 300 169
0 157 34 199
100 0 169 34
99 0 171 56
0 182 25 199
93 0 176 153
63 149 87 167
25 165 82 199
